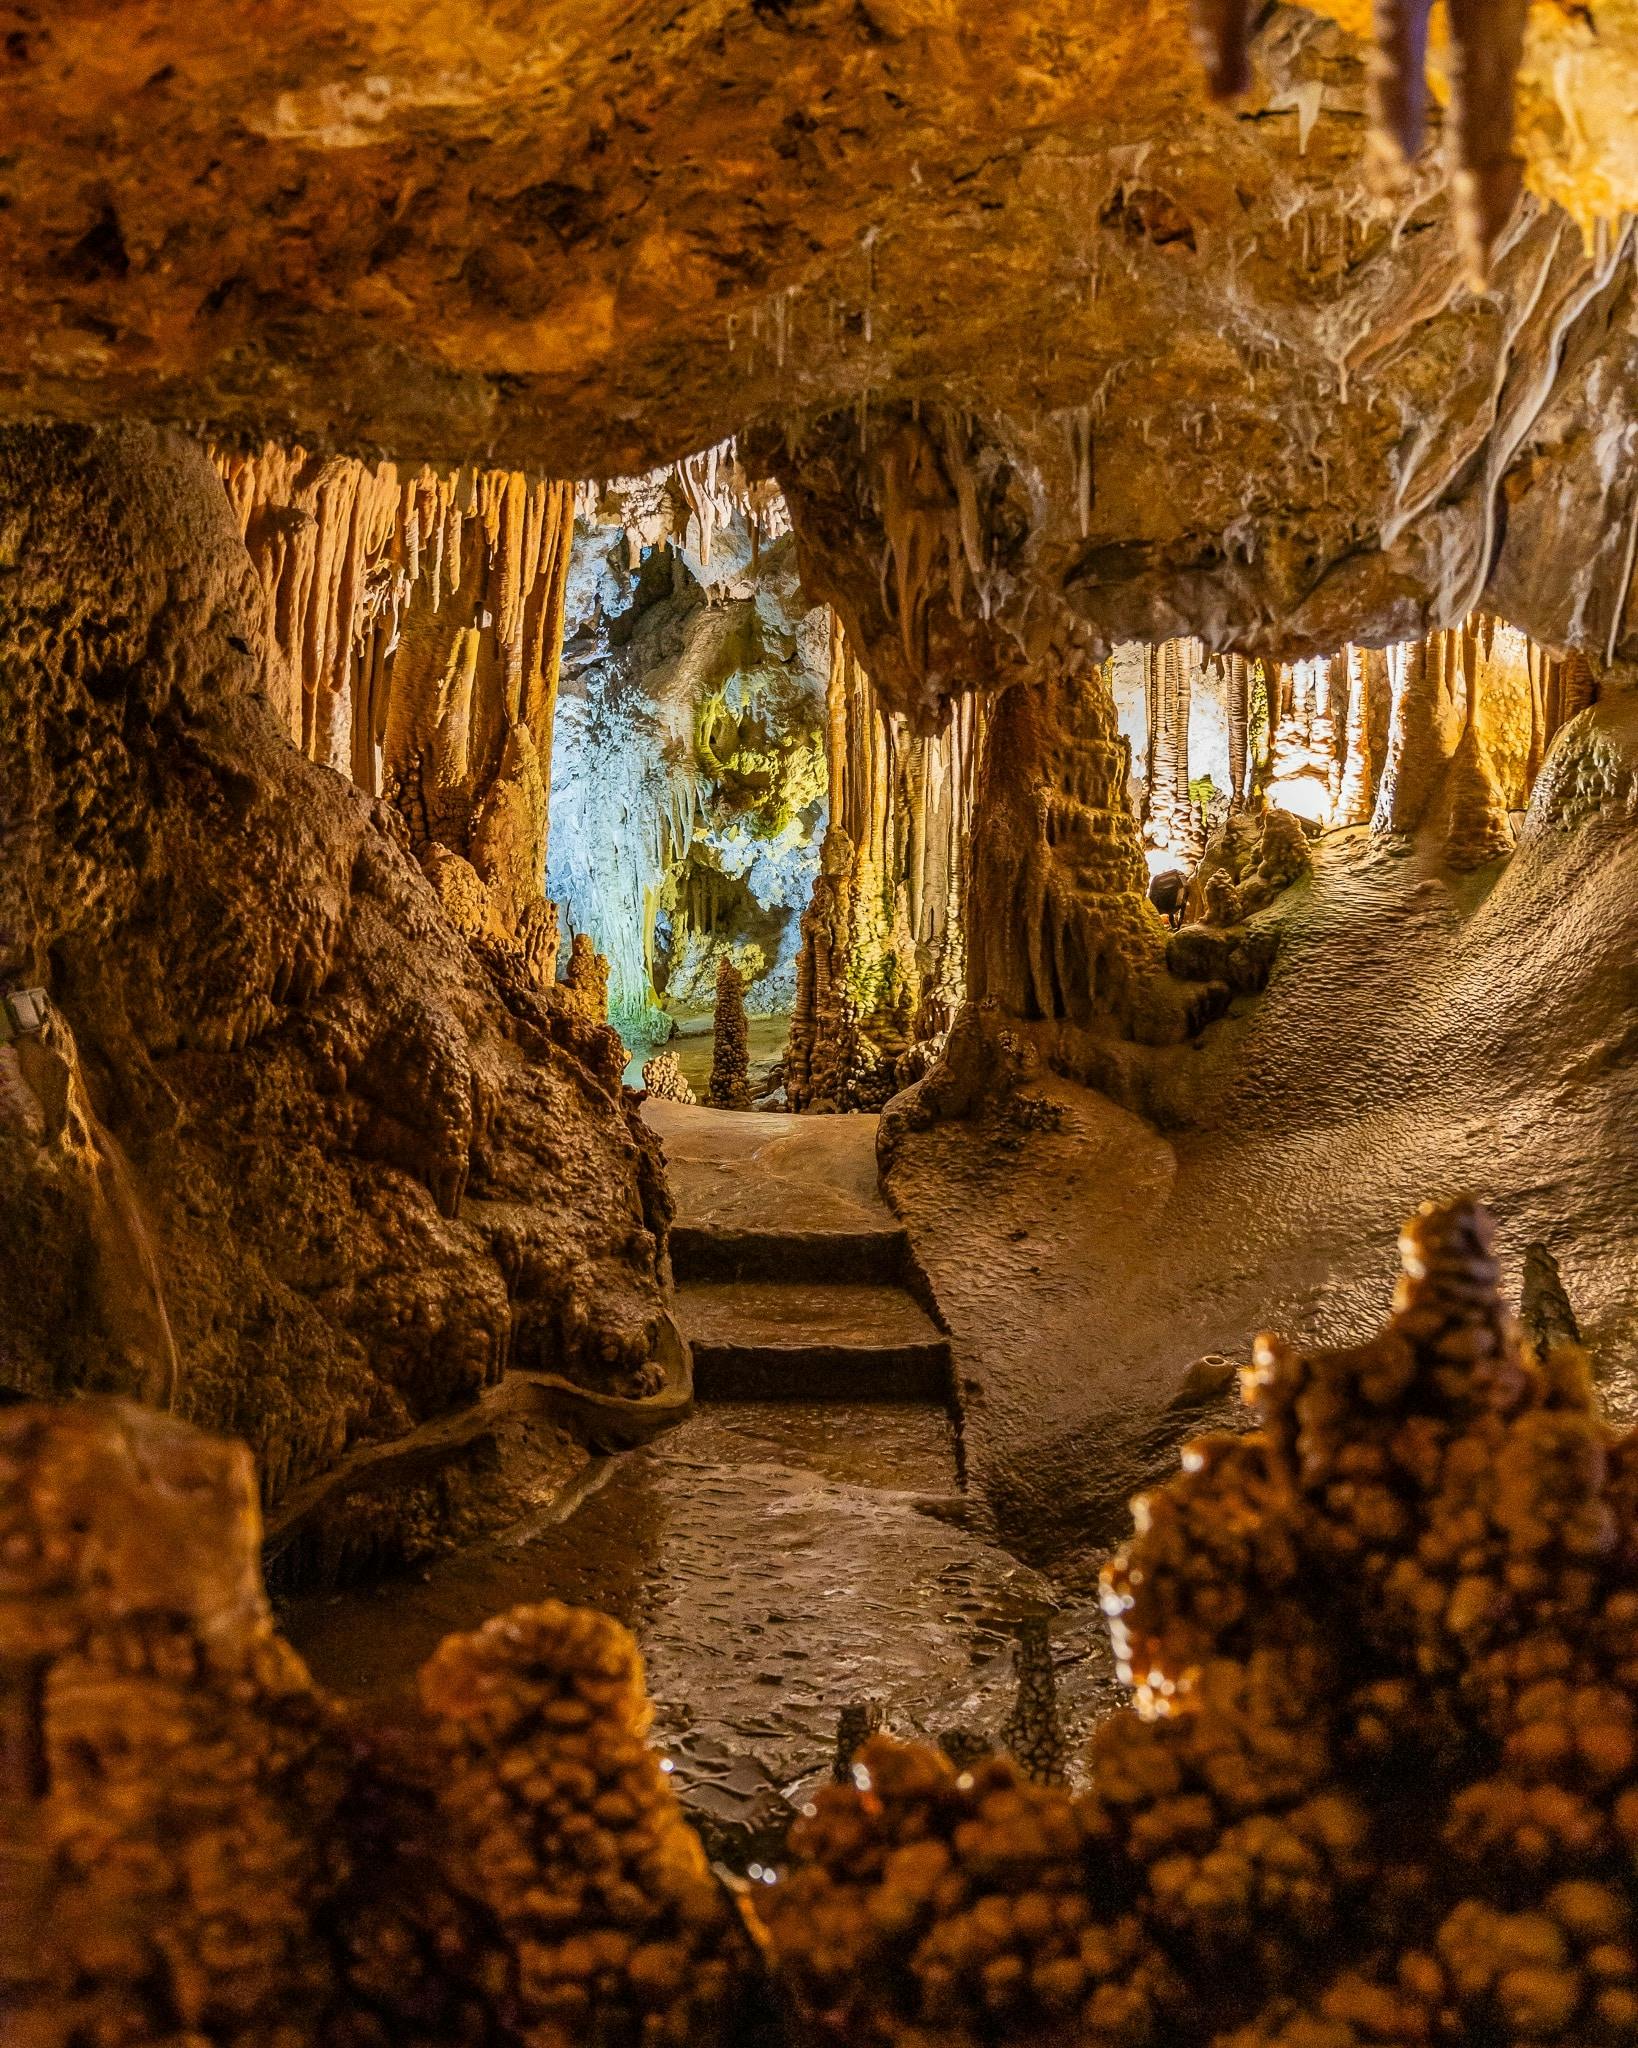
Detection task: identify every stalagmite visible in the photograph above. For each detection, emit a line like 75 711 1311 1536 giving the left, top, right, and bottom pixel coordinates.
564 931 611 1025
1373 636 1450 835
640 1049 696 1105
708 958 751 1109
966 663 1165 1049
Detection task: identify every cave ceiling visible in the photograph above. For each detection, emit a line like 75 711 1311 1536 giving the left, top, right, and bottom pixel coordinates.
9 0 1638 709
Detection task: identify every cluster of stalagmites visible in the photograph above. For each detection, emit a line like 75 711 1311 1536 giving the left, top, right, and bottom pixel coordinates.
10 1196 1637 2046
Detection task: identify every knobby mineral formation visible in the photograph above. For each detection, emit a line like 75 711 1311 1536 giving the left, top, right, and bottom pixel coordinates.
7 1196 1635 2047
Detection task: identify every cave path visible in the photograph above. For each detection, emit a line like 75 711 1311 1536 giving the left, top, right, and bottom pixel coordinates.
284 1100 1079 1864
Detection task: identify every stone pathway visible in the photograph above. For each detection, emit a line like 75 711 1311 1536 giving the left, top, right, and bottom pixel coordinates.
646 1100 953 1404
283 1101 1105 1867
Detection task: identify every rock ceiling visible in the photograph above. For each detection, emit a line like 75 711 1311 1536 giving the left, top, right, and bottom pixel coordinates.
8 0 1638 707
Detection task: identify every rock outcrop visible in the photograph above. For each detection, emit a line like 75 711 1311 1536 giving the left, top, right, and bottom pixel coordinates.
10 8 1638 704
0 423 670 1527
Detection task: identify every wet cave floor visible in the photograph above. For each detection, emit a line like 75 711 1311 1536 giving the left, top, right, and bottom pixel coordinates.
283 821 1638 1862
282 1101 1122 1863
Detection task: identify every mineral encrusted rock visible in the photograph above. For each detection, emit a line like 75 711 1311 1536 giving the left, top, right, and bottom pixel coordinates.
763 1194 1638 2046
9 1194 1638 2044
0 422 669 1521
0 1400 755 2048
418 1603 759 2047
11 9 1638 718
640 1050 697 1106
708 959 751 1111
216 446 575 985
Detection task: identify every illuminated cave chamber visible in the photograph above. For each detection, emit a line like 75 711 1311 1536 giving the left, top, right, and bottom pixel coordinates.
1110 626 1598 868
544 455 828 1090
14 0 1638 2035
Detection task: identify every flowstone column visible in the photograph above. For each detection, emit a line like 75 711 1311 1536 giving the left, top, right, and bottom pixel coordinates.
966 663 1162 1039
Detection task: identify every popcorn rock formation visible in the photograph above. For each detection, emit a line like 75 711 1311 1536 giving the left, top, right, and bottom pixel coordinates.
9 1196 1638 2045
0 1400 756 2048
763 1195 1638 2047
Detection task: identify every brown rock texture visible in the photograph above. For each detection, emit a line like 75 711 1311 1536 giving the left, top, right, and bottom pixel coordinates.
8 6 1638 708
0 422 669 1519
964 664 1182 1064
0 1398 758 2048
15 1192 1638 2046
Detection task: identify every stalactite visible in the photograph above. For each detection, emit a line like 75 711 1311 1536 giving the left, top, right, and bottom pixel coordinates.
1190 0 1528 282
213 444 575 985
1226 653 1250 810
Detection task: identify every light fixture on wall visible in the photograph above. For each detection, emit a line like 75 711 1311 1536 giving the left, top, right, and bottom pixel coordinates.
3 987 49 1037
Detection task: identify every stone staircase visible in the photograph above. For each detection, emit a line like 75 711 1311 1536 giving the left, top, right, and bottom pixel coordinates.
645 1101 955 1410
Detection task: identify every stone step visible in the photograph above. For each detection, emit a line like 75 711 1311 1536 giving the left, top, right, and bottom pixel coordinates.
670 1222 911 1287
675 1280 953 1403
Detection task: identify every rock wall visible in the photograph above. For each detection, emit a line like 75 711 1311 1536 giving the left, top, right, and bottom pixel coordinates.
0 423 669 1521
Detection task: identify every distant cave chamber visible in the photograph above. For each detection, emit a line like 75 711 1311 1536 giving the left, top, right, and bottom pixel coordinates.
543 469 830 1066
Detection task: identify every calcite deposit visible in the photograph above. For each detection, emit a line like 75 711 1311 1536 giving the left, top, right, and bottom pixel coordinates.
0 422 669 1537
9 4 1638 697
11 1195 1638 2046
785 625 977 1111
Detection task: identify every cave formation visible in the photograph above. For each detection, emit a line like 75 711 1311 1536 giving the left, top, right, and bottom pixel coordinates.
6 2 1638 2044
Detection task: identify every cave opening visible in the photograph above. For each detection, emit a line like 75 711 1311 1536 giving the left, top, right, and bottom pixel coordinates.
8 3 1638 2042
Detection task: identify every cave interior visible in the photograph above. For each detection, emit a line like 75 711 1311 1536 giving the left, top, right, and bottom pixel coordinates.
7 1 1638 2043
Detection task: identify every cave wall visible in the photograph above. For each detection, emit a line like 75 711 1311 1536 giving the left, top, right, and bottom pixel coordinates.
0 422 669 1517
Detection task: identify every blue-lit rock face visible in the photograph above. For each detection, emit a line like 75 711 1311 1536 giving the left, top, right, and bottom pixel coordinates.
548 489 828 1048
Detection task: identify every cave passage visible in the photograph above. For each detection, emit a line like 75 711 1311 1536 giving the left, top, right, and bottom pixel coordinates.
10 3 1638 2041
